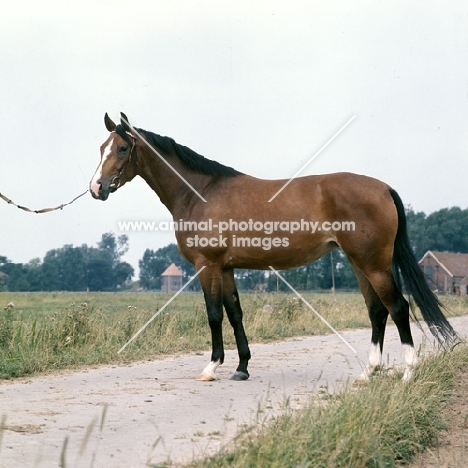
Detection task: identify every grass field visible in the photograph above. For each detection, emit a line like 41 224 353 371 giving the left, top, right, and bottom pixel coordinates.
0 291 467 379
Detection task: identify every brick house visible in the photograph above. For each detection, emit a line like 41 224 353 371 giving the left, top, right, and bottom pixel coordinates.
418 251 468 295
161 263 183 292
460 276 468 296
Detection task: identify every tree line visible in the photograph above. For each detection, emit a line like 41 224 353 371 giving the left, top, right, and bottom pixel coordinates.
0 233 134 292
1 206 467 292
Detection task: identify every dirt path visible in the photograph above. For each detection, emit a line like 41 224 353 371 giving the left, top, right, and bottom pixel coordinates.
1 316 467 468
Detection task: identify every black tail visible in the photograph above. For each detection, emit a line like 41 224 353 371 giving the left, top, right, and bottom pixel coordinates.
389 188 457 344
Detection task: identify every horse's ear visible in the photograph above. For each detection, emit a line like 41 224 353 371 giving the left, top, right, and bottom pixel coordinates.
104 113 116 132
120 112 132 134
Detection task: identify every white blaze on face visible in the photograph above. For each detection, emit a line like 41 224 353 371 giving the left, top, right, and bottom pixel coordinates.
90 138 114 196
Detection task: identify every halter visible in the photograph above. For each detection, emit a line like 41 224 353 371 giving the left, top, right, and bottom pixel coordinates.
109 132 138 192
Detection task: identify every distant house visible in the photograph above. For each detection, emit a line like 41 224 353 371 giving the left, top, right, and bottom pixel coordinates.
461 276 468 296
418 251 468 295
161 263 183 292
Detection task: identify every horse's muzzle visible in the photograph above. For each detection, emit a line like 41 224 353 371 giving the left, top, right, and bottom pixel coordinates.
90 174 120 200
90 182 110 201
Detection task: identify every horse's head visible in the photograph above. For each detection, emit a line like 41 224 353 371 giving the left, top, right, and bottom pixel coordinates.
90 113 138 201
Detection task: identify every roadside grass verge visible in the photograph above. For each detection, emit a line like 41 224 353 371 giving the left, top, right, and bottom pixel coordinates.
0 292 466 379
188 343 468 468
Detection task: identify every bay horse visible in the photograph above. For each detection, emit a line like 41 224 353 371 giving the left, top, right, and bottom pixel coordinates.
90 113 456 382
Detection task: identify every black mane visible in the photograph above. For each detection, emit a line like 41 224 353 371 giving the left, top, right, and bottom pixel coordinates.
115 124 133 144
136 128 243 177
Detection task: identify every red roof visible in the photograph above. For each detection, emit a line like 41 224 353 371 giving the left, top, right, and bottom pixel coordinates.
161 263 183 277
420 251 468 277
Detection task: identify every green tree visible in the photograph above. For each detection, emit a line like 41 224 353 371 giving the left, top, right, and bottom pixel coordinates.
139 249 166 290
6 264 30 292
0 233 133 292
334 250 358 289
406 206 468 258
86 247 115 291
98 233 129 265
41 254 61 291
406 206 428 259
139 243 196 290
57 245 87 291
114 261 134 287
424 207 468 254
26 259 45 291
236 270 266 291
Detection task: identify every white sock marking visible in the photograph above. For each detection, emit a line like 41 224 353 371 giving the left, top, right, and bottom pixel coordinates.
368 342 381 367
201 360 220 379
357 343 381 381
402 344 417 381
402 344 417 367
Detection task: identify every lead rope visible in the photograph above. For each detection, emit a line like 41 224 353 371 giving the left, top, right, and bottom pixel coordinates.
0 189 88 214
1 134 137 212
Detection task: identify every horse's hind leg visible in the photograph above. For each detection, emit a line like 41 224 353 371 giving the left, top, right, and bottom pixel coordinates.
223 269 251 381
364 269 417 381
351 263 389 380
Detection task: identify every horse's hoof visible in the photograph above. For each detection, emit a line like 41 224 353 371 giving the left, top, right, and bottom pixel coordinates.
230 371 249 381
198 372 216 381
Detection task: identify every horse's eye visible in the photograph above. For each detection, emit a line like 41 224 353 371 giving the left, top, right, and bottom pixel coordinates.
118 145 128 153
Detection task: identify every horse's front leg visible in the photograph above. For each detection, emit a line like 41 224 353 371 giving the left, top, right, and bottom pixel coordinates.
198 264 224 381
223 269 250 381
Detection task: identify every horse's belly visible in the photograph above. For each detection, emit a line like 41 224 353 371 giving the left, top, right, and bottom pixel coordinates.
223 231 336 270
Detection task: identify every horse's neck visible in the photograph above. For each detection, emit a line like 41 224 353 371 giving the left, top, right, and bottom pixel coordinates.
137 146 208 215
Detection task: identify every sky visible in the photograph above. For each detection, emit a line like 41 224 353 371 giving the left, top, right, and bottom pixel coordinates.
1 1 467 275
